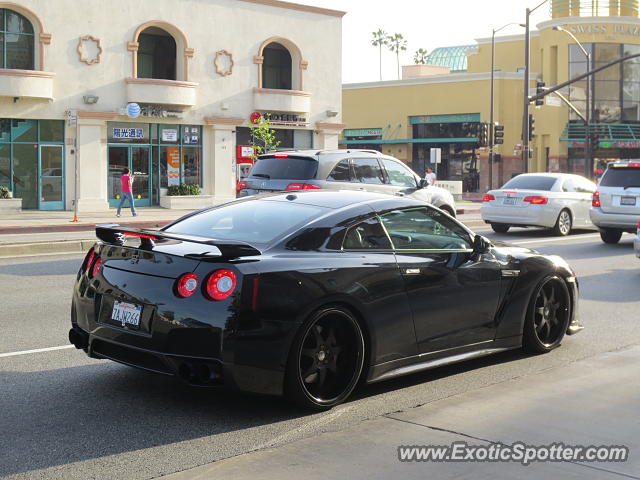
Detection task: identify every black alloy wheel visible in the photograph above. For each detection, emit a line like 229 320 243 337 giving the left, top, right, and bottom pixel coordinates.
553 209 572 236
523 276 571 353
600 228 622 244
286 306 365 409
491 223 510 234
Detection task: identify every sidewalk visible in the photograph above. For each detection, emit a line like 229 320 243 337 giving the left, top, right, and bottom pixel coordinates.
162 346 640 480
0 203 484 257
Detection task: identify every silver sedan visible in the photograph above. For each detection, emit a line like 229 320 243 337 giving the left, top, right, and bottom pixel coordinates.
481 173 597 236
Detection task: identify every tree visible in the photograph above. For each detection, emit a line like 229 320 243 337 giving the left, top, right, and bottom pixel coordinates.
249 114 281 161
414 48 429 65
387 33 407 80
371 29 388 81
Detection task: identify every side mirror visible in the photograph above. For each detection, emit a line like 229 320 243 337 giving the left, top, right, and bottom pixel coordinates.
418 179 429 189
472 234 491 254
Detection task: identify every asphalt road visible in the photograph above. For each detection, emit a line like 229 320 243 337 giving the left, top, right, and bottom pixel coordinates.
0 227 638 479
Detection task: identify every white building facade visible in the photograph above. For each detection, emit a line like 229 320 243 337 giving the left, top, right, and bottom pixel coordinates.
0 0 344 211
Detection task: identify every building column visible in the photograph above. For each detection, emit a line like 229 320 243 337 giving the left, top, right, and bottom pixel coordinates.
73 113 113 212
315 122 346 150
204 117 245 204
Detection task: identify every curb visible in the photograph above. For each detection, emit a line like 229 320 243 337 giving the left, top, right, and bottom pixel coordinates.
0 219 489 259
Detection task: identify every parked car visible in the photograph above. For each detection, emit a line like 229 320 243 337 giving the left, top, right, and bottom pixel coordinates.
481 173 597 236
635 221 640 258
590 160 640 244
238 149 457 217
70 190 582 410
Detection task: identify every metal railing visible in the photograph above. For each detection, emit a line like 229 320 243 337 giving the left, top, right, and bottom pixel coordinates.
561 122 640 141
551 0 639 17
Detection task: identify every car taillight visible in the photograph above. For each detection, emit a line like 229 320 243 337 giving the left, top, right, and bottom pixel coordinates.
90 257 102 278
83 249 95 273
523 196 548 205
482 194 495 202
237 180 248 193
628 162 640 167
176 273 199 298
637 221 640 233
205 269 237 301
285 183 321 191
592 191 601 207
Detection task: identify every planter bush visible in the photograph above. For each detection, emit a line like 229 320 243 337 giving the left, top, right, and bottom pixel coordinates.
0 186 12 199
166 183 201 196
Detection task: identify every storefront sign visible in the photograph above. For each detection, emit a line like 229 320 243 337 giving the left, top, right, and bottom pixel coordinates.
126 103 141 119
112 127 144 139
610 141 640 148
250 111 308 126
344 128 382 137
139 104 184 118
237 145 255 161
161 129 178 142
410 113 481 124
567 24 640 36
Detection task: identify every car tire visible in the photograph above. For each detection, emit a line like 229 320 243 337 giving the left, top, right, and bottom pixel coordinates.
553 209 572 236
600 228 622 244
285 306 365 410
523 275 571 354
491 223 510 234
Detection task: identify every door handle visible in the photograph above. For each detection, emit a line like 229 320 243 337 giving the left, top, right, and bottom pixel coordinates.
403 268 421 275
395 191 405 197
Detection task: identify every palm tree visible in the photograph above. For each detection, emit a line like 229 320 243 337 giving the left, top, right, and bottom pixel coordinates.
387 33 408 80
414 48 429 65
371 29 388 81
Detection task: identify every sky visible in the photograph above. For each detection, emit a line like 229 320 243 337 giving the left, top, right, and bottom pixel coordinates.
290 0 552 83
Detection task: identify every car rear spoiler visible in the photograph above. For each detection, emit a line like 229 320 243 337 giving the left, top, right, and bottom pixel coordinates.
95 225 261 258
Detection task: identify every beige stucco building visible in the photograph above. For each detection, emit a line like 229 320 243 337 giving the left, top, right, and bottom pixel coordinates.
342 0 640 195
0 0 344 211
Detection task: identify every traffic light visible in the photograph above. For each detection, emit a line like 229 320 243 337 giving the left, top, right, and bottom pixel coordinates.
478 122 489 147
528 114 536 141
535 81 546 106
590 133 599 151
494 124 504 145
493 153 502 163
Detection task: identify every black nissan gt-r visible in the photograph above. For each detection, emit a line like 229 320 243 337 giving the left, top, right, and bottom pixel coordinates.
70 190 582 409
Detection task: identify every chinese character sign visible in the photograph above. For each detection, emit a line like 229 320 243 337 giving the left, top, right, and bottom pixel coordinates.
112 128 144 139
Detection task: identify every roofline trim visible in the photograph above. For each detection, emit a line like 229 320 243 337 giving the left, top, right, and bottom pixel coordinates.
237 0 346 17
343 71 537 90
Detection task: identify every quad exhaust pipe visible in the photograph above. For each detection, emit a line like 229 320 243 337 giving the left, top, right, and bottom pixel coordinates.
177 361 221 385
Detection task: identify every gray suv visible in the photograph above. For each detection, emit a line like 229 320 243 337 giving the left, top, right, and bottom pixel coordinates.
238 149 457 216
590 160 640 243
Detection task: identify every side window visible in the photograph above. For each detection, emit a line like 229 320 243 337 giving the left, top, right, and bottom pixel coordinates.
327 159 352 182
380 158 417 188
343 217 392 250
352 158 385 184
575 177 597 193
562 178 576 192
380 207 471 250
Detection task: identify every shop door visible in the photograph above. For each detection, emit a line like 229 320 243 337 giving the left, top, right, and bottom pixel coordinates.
39 145 64 210
108 146 151 207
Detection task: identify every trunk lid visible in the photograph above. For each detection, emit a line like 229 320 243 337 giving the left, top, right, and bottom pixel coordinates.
598 166 640 215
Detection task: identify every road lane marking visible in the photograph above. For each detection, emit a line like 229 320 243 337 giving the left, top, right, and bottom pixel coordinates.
0 344 73 358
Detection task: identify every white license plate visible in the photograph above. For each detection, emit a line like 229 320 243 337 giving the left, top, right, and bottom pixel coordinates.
621 196 637 206
111 301 142 328
503 198 517 205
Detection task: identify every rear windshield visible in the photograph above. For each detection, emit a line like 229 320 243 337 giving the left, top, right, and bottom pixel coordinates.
600 167 640 188
502 175 557 191
164 200 326 245
250 156 318 180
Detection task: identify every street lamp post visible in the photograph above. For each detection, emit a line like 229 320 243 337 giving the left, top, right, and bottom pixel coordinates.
554 25 592 178
522 0 549 174
489 22 524 190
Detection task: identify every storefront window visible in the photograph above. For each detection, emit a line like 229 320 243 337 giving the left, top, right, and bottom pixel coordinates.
1 9 35 70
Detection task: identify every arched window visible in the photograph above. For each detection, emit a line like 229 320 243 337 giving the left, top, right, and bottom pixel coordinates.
137 26 176 80
263 42 292 90
1 8 34 70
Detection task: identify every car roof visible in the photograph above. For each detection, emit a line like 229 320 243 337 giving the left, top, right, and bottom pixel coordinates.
251 189 425 210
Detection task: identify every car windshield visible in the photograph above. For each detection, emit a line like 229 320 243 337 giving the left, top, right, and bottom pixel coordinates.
250 156 318 180
600 167 640 188
164 200 326 245
502 175 557 191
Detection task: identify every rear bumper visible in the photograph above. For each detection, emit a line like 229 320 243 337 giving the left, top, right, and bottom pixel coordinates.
634 234 640 258
590 208 640 232
481 204 558 228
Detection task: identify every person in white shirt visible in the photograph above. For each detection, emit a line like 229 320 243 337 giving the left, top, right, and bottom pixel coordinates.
424 167 437 186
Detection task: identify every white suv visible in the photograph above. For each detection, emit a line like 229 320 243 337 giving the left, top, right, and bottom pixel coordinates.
590 161 640 243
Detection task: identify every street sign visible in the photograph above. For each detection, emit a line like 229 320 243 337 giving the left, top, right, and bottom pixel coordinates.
430 148 442 164
546 96 562 107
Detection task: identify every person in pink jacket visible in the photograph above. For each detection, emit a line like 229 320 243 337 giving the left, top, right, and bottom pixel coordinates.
116 168 137 217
